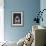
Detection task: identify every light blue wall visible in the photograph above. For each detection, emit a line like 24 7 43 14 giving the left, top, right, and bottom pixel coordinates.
4 0 40 42
40 0 46 27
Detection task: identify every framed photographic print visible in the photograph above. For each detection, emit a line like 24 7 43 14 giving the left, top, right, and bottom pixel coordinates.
12 11 24 26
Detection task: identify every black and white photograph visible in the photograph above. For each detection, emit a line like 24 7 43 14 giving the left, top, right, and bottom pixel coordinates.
12 11 23 26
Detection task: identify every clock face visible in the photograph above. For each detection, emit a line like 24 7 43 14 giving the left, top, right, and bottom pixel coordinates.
40 10 46 27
